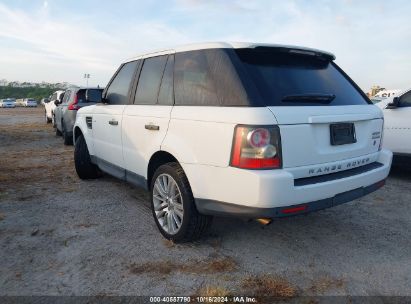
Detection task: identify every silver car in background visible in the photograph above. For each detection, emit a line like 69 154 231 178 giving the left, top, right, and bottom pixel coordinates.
54 87 103 145
24 98 38 107
0 98 16 108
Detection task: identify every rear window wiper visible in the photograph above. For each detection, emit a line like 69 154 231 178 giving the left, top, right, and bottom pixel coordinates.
282 94 336 103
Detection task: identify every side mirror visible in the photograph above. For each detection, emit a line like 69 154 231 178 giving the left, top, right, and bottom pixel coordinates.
386 97 399 109
86 89 103 103
44 99 50 103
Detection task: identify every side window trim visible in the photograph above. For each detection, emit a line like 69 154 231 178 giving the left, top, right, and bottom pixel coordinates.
157 54 175 105
130 59 144 105
154 55 170 104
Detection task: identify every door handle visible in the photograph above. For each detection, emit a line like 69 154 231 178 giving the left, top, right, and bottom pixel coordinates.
109 119 118 126
145 124 160 131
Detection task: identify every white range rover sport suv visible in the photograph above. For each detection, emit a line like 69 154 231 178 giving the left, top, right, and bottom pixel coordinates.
73 42 392 242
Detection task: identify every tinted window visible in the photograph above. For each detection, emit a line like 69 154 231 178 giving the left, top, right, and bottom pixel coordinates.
174 49 249 106
158 55 174 105
399 91 411 107
62 91 71 104
235 48 369 106
135 55 168 105
77 89 103 103
106 61 138 105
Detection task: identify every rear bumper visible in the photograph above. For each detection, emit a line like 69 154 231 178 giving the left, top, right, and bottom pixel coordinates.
195 179 385 218
184 149 392 217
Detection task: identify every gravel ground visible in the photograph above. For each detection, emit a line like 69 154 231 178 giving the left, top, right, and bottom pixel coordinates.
0 107 410 297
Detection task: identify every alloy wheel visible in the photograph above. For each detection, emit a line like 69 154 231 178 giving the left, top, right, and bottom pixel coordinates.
153 174 184 235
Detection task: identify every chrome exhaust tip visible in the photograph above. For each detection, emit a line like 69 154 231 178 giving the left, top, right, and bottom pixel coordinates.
256 218 272 226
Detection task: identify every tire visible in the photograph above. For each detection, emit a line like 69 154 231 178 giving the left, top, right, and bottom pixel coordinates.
151 162 212 243
62 121 72 145
74 134 100 179
55 125 62 136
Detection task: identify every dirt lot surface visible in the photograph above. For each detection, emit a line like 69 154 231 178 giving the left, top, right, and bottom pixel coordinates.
0 107 410 297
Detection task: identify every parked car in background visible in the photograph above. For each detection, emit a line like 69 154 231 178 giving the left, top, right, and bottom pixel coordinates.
0 98 16 108
45 90 65 124
15 99 25 107
73 42 392 242
55 87 103 145
24 98 37 107
377 88 411 165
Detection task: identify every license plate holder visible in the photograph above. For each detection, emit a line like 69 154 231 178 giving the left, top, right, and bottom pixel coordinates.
330 123 357 146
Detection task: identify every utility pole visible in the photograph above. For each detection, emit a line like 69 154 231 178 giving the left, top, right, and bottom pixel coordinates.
84 73 90 88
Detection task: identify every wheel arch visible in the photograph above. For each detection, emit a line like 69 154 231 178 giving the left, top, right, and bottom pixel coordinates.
73 126 83 144
73 124 95 155
147 151 179 190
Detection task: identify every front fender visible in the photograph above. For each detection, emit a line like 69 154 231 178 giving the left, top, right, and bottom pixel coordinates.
74 113 95 156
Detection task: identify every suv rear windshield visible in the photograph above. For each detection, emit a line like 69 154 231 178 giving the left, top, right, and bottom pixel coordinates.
77 89 103 103
235 48 370 107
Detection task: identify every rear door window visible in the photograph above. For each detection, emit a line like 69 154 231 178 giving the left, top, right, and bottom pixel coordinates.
106 61 138 105
235 48 370 106
134 55 168 105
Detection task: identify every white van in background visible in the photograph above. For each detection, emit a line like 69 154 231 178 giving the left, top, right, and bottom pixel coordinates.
371 89 402 104
374 89 401 99
377 88 411 164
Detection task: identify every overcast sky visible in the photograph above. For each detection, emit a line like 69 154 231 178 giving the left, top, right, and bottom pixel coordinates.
0 0 410 91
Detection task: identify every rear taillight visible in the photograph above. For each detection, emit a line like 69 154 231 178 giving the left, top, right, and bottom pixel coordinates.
230 125 282 169
68 94 79 110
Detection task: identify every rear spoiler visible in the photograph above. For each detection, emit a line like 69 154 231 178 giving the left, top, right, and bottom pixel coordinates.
254 46 336 61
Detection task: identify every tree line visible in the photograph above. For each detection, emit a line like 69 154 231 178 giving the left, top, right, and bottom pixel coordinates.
0 86 63 101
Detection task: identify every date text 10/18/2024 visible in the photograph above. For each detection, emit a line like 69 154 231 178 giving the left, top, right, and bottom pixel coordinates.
150 296 257 303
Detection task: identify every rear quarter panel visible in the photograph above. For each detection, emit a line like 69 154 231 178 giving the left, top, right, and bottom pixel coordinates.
161 106 277 167
161 106 277 201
